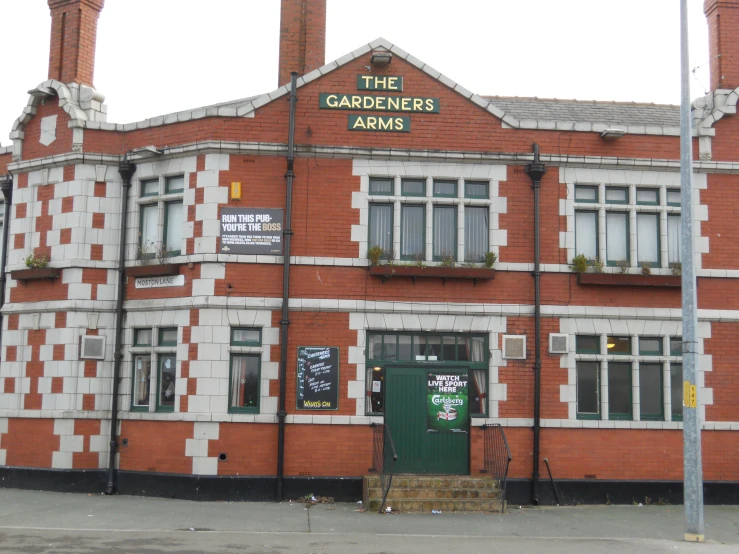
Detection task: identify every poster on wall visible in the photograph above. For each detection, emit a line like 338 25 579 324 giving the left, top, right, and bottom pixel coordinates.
220 207 283 255
297 347 340 410
427 373 469 434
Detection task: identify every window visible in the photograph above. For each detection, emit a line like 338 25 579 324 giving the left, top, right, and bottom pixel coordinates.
574 184 682 268
137 175 184 258
229 328 261 413
366 332 488 416
367 176 493 264
130 326 178 412
0 200 5 264
575 333 682 422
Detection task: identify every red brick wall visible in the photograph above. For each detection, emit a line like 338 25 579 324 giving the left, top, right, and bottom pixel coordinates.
3 419 58 468
118 421 192 474
21 98 73 160
283 424 372 476
704 0 739 91
208 423 278 476
47 0 104 86
704 322 739 422
278 0 326 87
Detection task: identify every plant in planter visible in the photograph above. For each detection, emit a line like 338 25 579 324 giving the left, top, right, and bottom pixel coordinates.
669 262 682 276
411 253 426 269
570 254 589 274
24 250 49 269
616 259 630 274
367 245 385 266
641 262 652 276
591 257 605 273
137 241 167 265
439 253 456 268
483 251 497 269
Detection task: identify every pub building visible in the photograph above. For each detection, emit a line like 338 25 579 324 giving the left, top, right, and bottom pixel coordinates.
1 0 739 508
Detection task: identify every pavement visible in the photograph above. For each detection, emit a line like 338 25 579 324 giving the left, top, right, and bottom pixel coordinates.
0 489 737 553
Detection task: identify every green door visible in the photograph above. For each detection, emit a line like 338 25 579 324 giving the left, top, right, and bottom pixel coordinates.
385 367 469 475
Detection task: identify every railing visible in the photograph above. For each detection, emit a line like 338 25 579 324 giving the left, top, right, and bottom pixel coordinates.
370 423 398 513
481 424 512 513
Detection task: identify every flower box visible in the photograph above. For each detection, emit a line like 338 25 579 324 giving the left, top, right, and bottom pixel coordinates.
577 273 681 288
10 267 61 282
125 264 182 278
368 264 495 283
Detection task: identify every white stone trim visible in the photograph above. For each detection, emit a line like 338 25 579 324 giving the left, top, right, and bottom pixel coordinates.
186 421 220 475
472 417 739 430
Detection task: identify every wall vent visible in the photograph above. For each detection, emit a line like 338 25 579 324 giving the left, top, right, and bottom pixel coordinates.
549 333 569 354
80 336 105 360
502 335 526 360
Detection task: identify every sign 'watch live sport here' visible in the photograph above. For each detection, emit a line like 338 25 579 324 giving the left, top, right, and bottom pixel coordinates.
297 347 340 410
427 373 469 434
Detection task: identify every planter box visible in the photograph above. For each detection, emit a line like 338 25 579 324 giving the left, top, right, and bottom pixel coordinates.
10 267 61 282
577 273 681 288
125 264 182 278
369 264 495 283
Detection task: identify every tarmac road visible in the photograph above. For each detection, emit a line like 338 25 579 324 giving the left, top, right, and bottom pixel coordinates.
0 489 737 553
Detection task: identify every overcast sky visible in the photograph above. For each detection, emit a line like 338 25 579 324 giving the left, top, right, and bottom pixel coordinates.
0 0 711 147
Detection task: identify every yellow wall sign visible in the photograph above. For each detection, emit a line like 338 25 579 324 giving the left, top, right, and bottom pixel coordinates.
683 381 697 408
231 182 241 200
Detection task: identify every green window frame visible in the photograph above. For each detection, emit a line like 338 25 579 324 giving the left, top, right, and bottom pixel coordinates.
576 361 600 419
575 210 599 261
401 179 425 197
464 181 488 199
635 188 659 205
574 185 598 203
636 212 660 266
158 327 178 346
432 205 457 261
369 177 394 196
433 180 457 198
606 211 629 266
165 175 185 194
670 363 683 421
138 203 159 259
134 328 153 346
228 354 261 414
163 200 183 257
130 354 152 413
608 362 632 420
156 354 176 413
141 178 159 197
605 186 629 205
368 203 394 259
639 363 663 421
231 327 262 346
639 337 662 356
670 337 682 356
576 335 600 355
666 189 682 206
607 336 631 355
400 204 425 260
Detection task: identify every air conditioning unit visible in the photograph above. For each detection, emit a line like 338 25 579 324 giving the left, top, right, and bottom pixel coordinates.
549 333 569 354
80 336 106 360
502 335 526 360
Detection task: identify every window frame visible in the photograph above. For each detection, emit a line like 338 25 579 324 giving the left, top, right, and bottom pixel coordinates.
605 186 629 205
433 179 457 198
129 326 178 413
432 204 457 261
228 353 261 414
639 363 664 421
607 361 633 420
136 174 185 260
130 354 153 413
369 177 394 196
400 203 426 261
576 361 600 420
231 327 262 346
400 178 425 197
574 185 598 203
635 188 659 206
605 210 630 266
636 211 661 266
465 181 489 199
368 202 394 258
163 200 184 257
574 209 599 261
156 353 177 413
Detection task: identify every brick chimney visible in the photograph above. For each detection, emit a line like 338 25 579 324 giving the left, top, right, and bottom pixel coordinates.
278 0 326 87
704 0 739 90
47 0 105 87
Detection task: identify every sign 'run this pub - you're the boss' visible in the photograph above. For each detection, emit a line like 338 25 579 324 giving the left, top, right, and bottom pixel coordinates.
319 75 439 132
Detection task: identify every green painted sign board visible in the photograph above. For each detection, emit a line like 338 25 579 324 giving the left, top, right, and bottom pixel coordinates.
426 372 469 434
348 115 410 132
319 93 439 113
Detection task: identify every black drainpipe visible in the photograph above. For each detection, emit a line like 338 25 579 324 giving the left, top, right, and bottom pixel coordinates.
106 156 136 495
0 173 13 361
525 144 545 505
276 72 298 502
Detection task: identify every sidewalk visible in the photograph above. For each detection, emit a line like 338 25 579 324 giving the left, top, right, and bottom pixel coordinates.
0 488 737 553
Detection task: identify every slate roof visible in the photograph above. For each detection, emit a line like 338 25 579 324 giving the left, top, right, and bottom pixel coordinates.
483 96 681 128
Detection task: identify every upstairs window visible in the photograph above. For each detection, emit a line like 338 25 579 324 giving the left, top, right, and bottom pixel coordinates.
137 175 184 258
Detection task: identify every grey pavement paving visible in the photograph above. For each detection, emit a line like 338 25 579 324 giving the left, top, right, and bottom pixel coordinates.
0 488 737 553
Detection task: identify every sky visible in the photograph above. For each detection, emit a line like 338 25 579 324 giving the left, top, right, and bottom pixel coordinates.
0 0 711 147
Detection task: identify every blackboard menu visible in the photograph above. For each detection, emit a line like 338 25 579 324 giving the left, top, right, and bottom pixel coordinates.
296 347 339 410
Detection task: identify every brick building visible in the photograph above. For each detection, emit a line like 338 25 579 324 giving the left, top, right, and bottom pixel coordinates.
0 0 738 505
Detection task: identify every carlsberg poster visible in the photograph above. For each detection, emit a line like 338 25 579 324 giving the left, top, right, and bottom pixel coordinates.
427 373 469 434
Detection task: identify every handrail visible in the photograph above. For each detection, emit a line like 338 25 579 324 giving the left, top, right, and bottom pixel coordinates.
482 424 512 513
370 423 398 513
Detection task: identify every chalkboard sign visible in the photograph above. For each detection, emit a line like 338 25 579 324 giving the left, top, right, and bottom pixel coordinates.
296 346 340 410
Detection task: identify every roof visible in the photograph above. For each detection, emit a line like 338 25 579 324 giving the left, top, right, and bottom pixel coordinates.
483 96 681 129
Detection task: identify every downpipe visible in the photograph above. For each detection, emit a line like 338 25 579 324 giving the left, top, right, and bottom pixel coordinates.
525 144 546 505
276 72 299 502
0 173 13 362
106 157 136 495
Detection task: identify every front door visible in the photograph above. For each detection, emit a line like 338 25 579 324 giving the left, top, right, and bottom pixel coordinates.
385 367 469 475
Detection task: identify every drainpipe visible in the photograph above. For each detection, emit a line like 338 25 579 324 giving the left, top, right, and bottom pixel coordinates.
0 173 13 361
276 71 298 502
525 144 545 505
106 157 136 495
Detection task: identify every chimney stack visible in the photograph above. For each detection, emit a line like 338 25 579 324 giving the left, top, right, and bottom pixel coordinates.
47 0 105 87
704 0 739 91
278 0 326 87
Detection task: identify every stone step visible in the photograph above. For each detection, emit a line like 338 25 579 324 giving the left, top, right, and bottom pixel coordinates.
367 498 505 513
365 475 500 490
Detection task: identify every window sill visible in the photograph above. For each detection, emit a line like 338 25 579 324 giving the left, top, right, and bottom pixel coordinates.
10 268 61 282
228 407 259 415
368 264 495 283
126 264 182 278
577 273 681 288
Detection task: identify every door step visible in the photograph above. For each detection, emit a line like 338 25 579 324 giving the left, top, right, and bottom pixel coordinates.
363 475 505 513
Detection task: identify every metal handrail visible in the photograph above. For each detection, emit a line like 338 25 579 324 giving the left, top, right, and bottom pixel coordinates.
370 423 398 513
482 424 512 513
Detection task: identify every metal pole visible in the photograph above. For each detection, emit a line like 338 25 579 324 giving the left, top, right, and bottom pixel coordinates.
679 0 704 542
